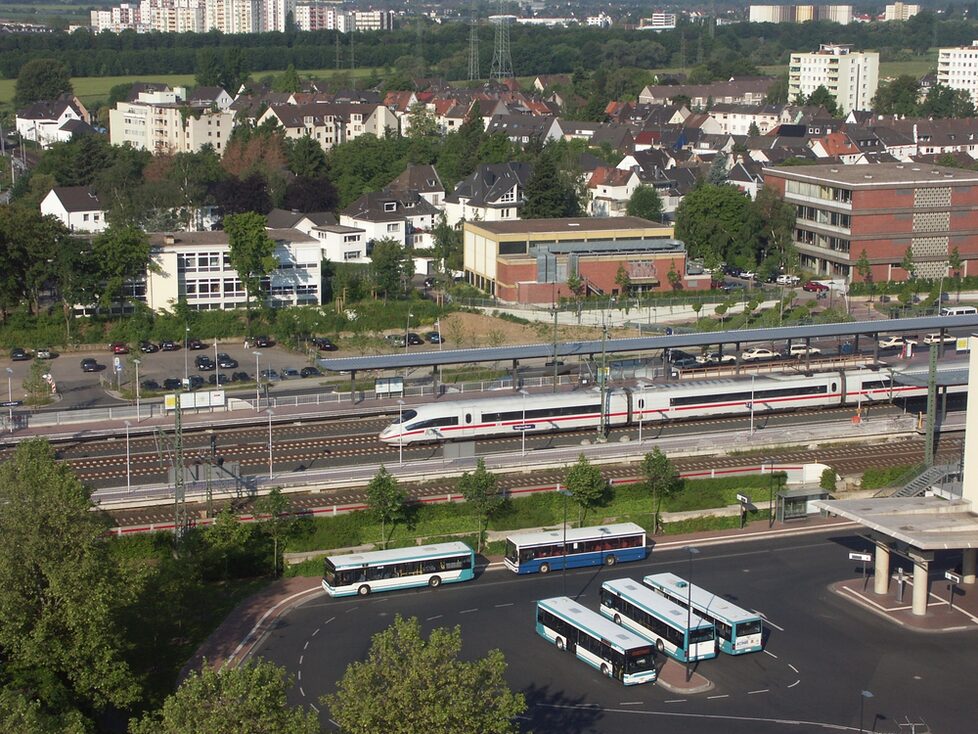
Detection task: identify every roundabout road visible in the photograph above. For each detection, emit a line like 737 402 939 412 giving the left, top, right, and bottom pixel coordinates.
253 530 978 733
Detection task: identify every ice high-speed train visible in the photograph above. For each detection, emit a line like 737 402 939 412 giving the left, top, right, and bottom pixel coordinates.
378 368 962 445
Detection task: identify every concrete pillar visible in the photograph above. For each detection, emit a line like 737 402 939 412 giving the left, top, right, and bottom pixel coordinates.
874 543 890 595
963 548 977 585
961 337 978 505
912 559 929 616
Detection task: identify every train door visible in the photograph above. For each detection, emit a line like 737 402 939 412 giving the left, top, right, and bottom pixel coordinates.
459 410 476 438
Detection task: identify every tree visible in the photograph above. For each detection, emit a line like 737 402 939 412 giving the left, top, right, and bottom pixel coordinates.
564 454 606 525
272 64 302 93
626 184 663 222
753 186 796 273
194 47 223 87
325 615 525 734
458 459 503 552
667 262 681 290
286 135 328 178
948 246 963 302
23 359 53 407
213 173 273 215
432 213 462 272
900 247 916 281
224 211 276 316
254 487 302 577
855 249 874 300
0 688 89 734
282 175 338 212
747 121 760 137
521 152 580 219
91 225 155 308
641 447 681 534
674 183 759 266
130 659 319 734
366 467 406 548
872 75 921 116
707 152 728 185
0 439 138 724
806 85 838 116
370 238 413 300
15 58 72 106
204 507 253 578
615 264 631 295
919 83 975 118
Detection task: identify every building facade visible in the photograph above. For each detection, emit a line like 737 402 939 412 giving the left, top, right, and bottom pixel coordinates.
884 2 919 20
463 217 710 304
40 187 108 233
788 43 879 113
749 4 852 23
764 162 978 282
109 86 234 154
937 41 978 104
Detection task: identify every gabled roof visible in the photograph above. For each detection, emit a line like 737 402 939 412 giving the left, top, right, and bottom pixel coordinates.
17 98 80 121
59 118 95 136
812 131 860 157
383 90 417 112
486 114 555 139
386 164 445 195
47 186 102 212
446 162 533 208
265 208 337 229
189 86 229 104
341 190 440 222
127 82 170 101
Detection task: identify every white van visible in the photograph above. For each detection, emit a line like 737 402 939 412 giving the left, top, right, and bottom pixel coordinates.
940 306 978 316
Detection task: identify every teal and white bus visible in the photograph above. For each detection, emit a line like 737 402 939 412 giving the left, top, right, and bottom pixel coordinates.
535 596 658 686
322 542 475 597
599 578 717 663
643 573 764 655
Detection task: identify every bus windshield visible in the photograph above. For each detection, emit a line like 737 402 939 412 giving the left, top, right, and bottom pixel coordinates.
739 620 763 636
626 647 656 674
689 627 716 645
323 559 337 586
504 540 518 564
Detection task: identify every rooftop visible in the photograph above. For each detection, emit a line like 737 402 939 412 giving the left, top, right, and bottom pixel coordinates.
467 216 667 236
764 162 978 186
814 497 978 550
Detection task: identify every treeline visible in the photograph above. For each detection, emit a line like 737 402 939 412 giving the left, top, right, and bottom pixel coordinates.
1 13 974 82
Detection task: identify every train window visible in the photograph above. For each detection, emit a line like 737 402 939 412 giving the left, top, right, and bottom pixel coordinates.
392 410 417 424
465 413 472 424
638 399 645 409
831 383 837 392
410 416 460 430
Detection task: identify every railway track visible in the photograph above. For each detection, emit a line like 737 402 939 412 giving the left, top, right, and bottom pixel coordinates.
108 435 962 530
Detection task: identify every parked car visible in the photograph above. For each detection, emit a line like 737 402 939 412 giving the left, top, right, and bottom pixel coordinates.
208 373 229 386
386 334 406 347
312 337 337 351
300 366 322 378
923 332 957 345
425 331 443 344
216 353 238 369
188 339 206 350
110 342 129 354
406 332 424 346
423 276 437 288
194 355 215 371
787 344 822 357
878 335 917 350
80 358 99 372
741 347 778 362
34 347 52 360
740 269 757 281
160 340 178 351
776 274 800 286
802 281 829 293
139 341 159 353
254 335 273 348
696 351 736 365
721 281 745 292
188 375 205 389
141 379 161 391
281 367 301 379
10 347 30 361
230 371 250 382
162 378 182 390
259 368 280 382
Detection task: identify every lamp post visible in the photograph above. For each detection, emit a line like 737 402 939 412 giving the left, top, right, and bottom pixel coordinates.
519 388 529 457
266 408 274 479
124 420 131 495
133 358 141 421
253 351 262 411
397 399 405 465
405 311 414 348
183 326 190 387
435 319 443 350
749 374 756 437
558 486 572 596
5 367 11 433
859 690 874 733
683 546 700 682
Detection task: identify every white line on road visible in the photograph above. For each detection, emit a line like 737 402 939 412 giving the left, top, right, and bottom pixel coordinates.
748 689 770 695
303 641 309 650
426 614 443 621
763 650 778 659
788 679 801 688
459 608 478 614
707 695 729 700
619 701 644 706
664 699 687 704
299 686 305 697
789 663 799 674
312 627 321 636
297 670 301 681
495 602 514 608
311 704 319 713
754 611 785 632
299 655 303 666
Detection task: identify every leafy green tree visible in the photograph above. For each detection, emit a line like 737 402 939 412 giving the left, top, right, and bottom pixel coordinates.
674 183 759 266
23 359 53 407
0 688 89 734
204 507 253 578
919 83 975 118
900 247 916 281
753 186 797 272
0 439 139 724
325 615 525 734
615 264 631 295
641 447 681 534
91 225 155 309
224 212 276 316
625 184 663 222
948 246 962 302
272 64 302 93
715 302 728 325
194 47 223 87
707 152 728 185
286 135 328 178
855 249 874 300
0 206 75 314
747 121 760 137
254 487 302 577
367 466 406 548
15 58 72 105
667 262 681 290
432 213 462 272
872 75 921 116
521 151 580 219
806 85 838 116
564 454 606 525
458 459 503 552
370 238 413 300
130 659 319 734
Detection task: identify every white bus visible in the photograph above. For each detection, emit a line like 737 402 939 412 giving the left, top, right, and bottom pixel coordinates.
535 596 658 685
503 522 647 574
599 578 716 663
940 306 977 316
643 573 764 655
322 542 475 597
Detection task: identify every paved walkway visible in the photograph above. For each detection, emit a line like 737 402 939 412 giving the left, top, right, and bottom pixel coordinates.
832 574 978 632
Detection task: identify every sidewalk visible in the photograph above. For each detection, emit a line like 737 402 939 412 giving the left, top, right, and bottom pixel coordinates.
832 574 978 632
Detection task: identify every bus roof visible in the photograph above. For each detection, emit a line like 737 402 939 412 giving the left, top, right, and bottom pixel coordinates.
538 596 654 651
602 578 712 630
643 573 761 625
326 542 472 569
508 522 645 548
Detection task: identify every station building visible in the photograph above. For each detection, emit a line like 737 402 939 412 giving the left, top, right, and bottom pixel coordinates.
763 162 978 282
463 217 710 305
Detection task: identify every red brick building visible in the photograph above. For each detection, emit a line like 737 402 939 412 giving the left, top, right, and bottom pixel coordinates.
764 162 978 282
463 217 711 305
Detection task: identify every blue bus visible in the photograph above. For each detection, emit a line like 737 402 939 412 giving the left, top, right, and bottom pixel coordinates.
536 596 658 685
599 578 717 663
643 573 764 654
322 542 475 597
504 522 647 574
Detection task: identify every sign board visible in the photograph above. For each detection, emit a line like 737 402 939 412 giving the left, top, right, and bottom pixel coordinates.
736 493 750 504
375 377 404 398
164 390 226 411
0 400 21 408
956 337 971 353
945 570 962 584
849 552 872 563
113 356 122 372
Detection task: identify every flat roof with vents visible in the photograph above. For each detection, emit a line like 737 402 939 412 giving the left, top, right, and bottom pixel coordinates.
763 162 978 186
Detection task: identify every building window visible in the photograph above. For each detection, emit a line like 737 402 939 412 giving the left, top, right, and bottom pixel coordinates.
386 223 399 233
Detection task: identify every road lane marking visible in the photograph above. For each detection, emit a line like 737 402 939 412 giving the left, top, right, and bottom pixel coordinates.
748 689 769 695
303 641 309 650
537 703 858 730
299 686 305 697
312 627 321 636
789 663 799 674
665 699 686 704
763 650 778 659
495 602 514 608
788 680 801 688
619 701 644 706
299 655 303 666
754 610 785 631
707 694 729 700
426 614 443 621
460 608 478 614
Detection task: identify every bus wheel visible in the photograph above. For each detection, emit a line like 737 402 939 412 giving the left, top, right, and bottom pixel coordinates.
613 614 622 625
604 555 617 566
556 637 565 651
539 563 551 574
601 664 610 677
428 576 442 588
656 639 665 653
357 585 371 596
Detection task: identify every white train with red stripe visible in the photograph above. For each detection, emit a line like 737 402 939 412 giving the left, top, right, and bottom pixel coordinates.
378 368 952 445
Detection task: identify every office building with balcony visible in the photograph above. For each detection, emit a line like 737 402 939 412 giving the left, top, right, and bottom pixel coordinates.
788 44 878 113
763 162 978 282
109 85 234 154
937 41 978 104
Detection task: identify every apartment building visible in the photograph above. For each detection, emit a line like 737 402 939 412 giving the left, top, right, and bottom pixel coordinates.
764 162 978 281
884 2 919 20
937 41 978 104
256 102 398 152
637 13 677 30
749 4 852 23
788 44 879 113
109 86 234 154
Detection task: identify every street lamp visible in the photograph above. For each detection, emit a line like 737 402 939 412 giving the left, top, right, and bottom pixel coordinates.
558 486 573 596
749 374 756 436
683 546 700 682
253 351 262 411
183 326 190 387
133 358 141 421
397 399 405 465
435 319 443 351
405 311 414 348
5 367 11 433
859 690 874 733
124 420 131 495
519 388 529 457
266 408 274 479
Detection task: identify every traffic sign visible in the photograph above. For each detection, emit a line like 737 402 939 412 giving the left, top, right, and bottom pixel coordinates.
113 356 122 372
0 400 20 408
945 570 962 584
849 552 872 563
736 493 750 504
